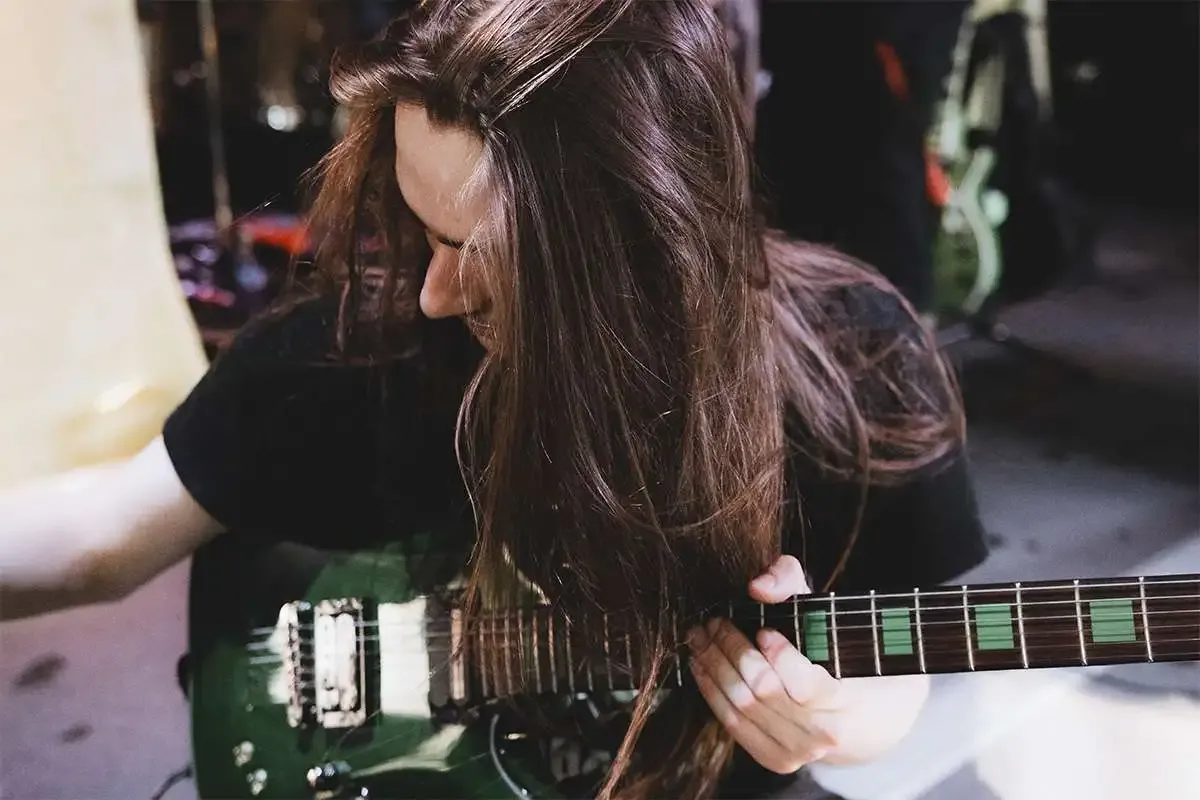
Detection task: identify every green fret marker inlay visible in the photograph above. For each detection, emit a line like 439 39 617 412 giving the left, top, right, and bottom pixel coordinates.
974 604 1015 651
881 608 914 655
1089 599 1137 644
803 610 829 662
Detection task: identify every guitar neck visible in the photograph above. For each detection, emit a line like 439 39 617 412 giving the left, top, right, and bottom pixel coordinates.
766 574 1199 677
458 574 1200 703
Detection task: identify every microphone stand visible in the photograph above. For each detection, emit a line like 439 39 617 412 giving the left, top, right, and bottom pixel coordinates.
196 0 233 244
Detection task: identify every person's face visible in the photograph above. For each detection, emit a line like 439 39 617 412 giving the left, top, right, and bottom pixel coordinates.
393 103 492 345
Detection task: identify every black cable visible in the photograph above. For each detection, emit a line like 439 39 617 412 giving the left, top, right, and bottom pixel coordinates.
150 763 194 800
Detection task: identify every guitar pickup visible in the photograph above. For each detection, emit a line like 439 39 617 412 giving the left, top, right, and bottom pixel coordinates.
283 599 370 730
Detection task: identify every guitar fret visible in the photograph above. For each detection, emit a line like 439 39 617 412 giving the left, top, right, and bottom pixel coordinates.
584 614 595 693
477 617 490 698
628 628 638 690
914 588 927 673
961 586 975 671
1147 575 1200 661
1073 579 1088 666
1138 577 1154 662
503 611 514 695
791 594 800 650
513 607 521 695
491 615 502 697
672 611 682 688
449 607 467 702
868 590 882 676
564 617 576 694
602 612 614 690
1015 582 1029 669
496 615 505 695
548 612 558 693
531 607 542 694
829 593 842 678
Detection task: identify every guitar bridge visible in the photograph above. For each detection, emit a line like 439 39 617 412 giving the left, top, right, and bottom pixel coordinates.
284 599 369 730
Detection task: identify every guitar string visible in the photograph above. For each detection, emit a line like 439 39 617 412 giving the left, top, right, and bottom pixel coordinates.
241 604 1200 647
246 621 1200 665
262 634 1200 687
242 585 1200 637
267 628 1200 666
257 630 1200 671
244 616 1200 660
265 642 1200 695
258 622 1200 659
242 601 1200 649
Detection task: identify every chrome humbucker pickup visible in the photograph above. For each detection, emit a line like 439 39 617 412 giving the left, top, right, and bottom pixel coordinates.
283 598 369 730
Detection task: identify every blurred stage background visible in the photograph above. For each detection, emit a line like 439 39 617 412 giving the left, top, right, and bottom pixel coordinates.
0 1 1197 799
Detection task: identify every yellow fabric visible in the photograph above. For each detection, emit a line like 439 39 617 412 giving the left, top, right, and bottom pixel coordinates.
0 0 207 488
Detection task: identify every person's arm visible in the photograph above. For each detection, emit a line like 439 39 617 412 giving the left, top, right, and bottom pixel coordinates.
0 436 223 621
0 299 408 623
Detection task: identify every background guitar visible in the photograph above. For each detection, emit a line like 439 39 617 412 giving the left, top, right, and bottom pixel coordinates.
927 0 1085 325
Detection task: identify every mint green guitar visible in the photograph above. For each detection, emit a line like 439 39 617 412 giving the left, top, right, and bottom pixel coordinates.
186 533 1199 799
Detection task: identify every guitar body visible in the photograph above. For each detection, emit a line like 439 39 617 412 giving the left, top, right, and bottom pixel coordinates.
930 7 1008 318
932 143 1004 316
186 533 559 800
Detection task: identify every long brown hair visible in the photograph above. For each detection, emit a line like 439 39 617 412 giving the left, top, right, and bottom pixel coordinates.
304 1 963 797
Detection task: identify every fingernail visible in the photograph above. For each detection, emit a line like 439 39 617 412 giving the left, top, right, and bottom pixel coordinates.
794 567 811 594
757 627 780 649
687 626 708 649
811 747 830 762
753 573 776 591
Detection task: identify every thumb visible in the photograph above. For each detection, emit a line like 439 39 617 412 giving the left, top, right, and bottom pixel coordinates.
749 555 811 603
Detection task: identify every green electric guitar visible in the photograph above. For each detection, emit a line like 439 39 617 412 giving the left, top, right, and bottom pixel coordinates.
930 0 1056 318
186 532 1200 800
930 3 1008 318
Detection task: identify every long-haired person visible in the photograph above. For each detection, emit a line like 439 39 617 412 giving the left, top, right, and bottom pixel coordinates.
0 1 985 797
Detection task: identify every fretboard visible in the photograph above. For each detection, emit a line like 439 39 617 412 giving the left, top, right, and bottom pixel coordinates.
448 574 1200 703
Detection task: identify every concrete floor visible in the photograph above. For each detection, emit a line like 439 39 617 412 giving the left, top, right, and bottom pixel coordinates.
1 206 1197 799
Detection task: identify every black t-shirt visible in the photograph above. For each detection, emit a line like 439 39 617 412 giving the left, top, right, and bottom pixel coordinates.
164 289 986 797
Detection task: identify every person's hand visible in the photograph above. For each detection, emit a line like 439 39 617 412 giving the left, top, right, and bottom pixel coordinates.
687 554 850 773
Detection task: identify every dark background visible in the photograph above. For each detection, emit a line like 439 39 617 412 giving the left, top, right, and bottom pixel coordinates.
147 1 1197 221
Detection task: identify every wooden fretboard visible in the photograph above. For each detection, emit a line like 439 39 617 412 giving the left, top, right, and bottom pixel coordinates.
442 574 1200 703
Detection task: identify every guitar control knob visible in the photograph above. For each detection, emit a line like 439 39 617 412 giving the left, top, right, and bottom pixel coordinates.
232 740 254 767
306 761 353 795
246 768 268 796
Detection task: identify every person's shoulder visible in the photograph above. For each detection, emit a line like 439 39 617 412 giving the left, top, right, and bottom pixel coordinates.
767 235 926 342
804 276 940 408
162 294 421 537
220 294 345 369
772 240 962 475
819 280 924 342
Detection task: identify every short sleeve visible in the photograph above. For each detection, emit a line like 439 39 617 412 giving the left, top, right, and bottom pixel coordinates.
789 450 987 593
783 284 988 591
162 299 403 544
